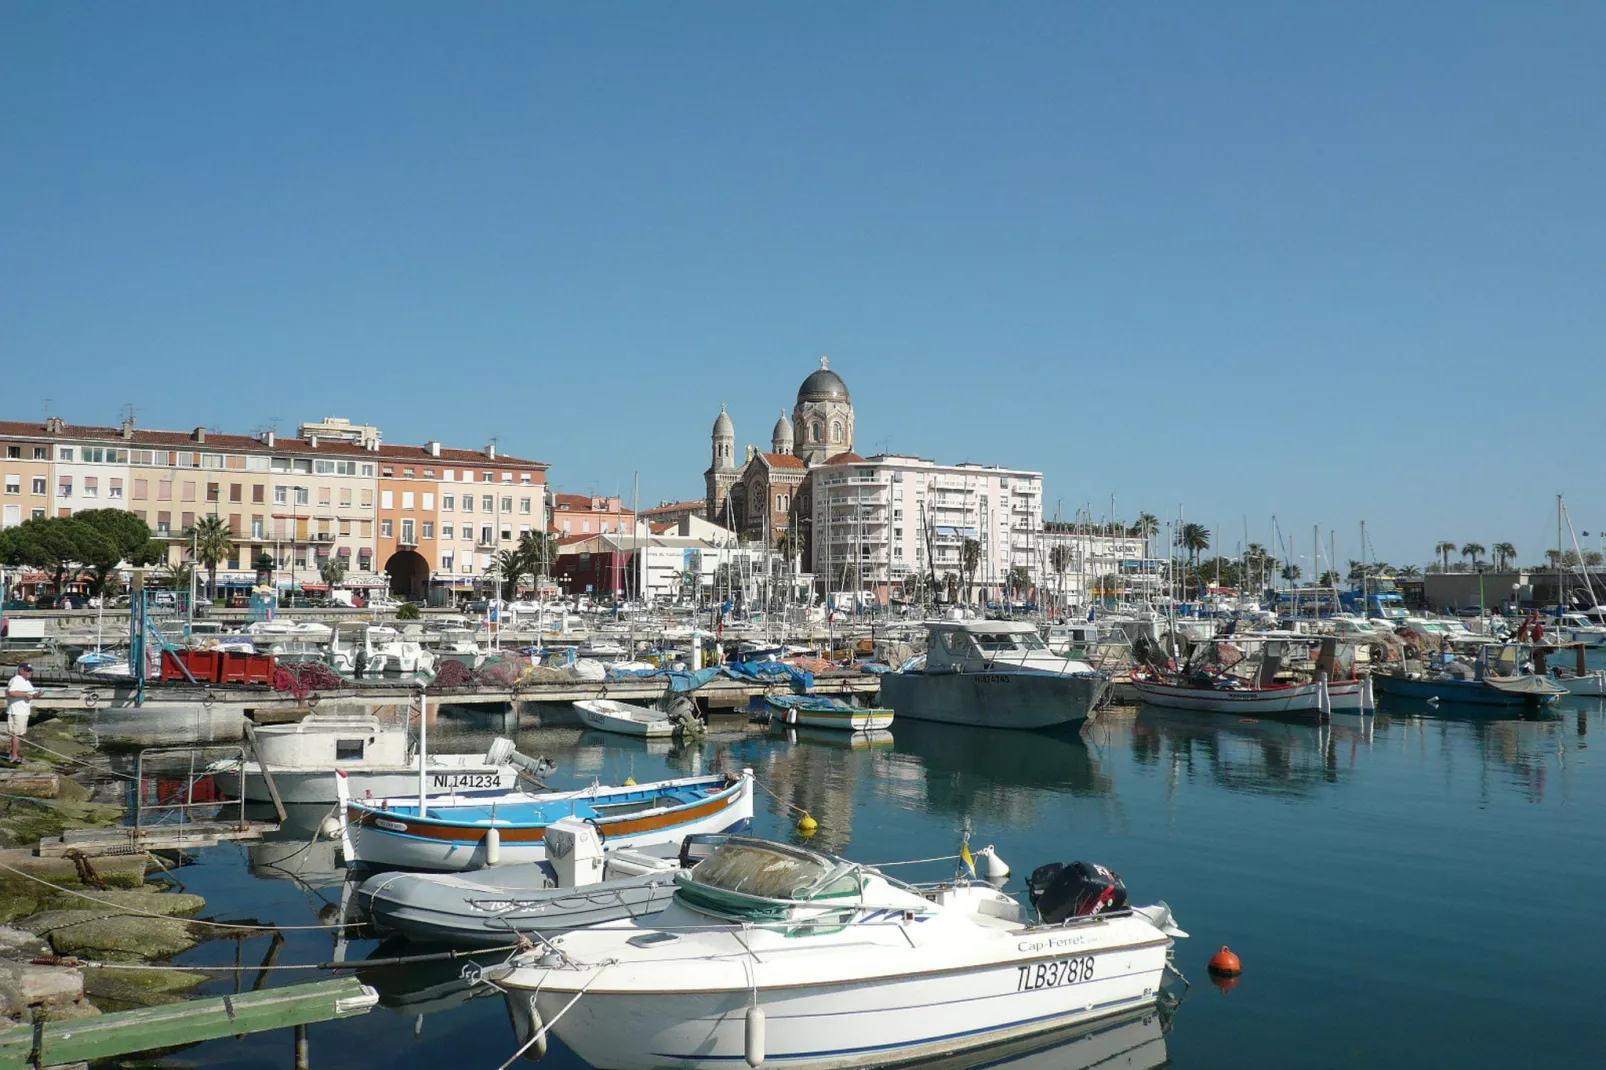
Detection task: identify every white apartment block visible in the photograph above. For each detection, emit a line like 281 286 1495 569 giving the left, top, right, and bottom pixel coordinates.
810 454 1043 603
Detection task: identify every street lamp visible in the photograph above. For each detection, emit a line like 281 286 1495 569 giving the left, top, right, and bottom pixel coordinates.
289 485 307 603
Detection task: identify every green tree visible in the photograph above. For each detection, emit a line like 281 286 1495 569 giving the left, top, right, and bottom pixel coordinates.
319 555 347 588
397 601 421 620
1460 542 1485 567
1007 565 1031 600
1435 541 1457 570
157 559 194 593
1585 551 1604 568
494 549 523 599
187 514 234 599
1176 523 1210 564
960 538 982 602
1491 542 1517 570
0 516 112 596
74 509 156 565
1319 569 1341 587
1281 563 1302 583
1131 513 1159 558
1398 564 1422 578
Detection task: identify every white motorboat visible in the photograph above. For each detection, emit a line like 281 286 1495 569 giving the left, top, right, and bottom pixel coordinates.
489 838 1185 1070
574 699 676 737
880 620 1108 729
210 713 548 803
247 619 334 643
328 622 437 677
1557 613 1606 648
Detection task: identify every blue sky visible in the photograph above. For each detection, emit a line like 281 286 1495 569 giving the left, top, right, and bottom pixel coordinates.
3 2 1602 570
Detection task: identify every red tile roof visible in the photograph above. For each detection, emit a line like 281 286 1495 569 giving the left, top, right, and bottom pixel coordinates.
760 452 807 469
552 493 633 512
0 420 547 469
640 499 705 517
823 451 866 465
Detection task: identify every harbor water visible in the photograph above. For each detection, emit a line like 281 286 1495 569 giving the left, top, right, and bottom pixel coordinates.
129 685 1606 1069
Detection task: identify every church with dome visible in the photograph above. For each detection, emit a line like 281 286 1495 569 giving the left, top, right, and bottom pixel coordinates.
704 357 860 553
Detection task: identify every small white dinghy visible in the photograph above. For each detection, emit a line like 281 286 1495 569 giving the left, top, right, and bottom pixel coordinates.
574 699 675 738
488 838 1186 1070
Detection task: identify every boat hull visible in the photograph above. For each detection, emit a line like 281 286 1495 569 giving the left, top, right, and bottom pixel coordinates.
219 755 518 804
1132 677 1367 715
360 867 677 945
1371 673 1559 707
879 670 1106 730
574 699 675 738
766 697 895 732
1551 671 1606 697
507 940 1170 1070
345 774 754 871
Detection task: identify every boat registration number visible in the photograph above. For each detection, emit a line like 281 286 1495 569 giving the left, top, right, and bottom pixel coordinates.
432 773 501 789
1016 956 1095 992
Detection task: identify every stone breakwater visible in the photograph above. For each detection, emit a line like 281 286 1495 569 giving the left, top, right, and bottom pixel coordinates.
0 718 214 1025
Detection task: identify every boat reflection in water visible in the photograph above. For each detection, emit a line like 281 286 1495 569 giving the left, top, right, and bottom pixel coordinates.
354 936 508 1036
907 1000 1174 1070
875 717 1112 823
243 802 345 886
1126 706 1363 798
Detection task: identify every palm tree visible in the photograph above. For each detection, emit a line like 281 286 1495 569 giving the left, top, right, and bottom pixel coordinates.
1175 523 1210 564
1281 563 1302 583
1460 542 1485 567
1318 569 1340 587
960 538 981 602
319 555 347 588
494 549 524 599
187 514 234 600
1491 542 1517 570
1434 541 1457 571
158 559 194 594
1132 513 1159 559
1398 564 1422 578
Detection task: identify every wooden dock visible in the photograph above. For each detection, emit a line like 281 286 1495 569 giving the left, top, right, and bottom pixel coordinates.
37 820 279 858
30 670 884 713
0 976 377 1068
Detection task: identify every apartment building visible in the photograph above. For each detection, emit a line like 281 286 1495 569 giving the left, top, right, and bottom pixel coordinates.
376 441 549 602
811 453 1043 604
550 493 635 538
1 417 548 603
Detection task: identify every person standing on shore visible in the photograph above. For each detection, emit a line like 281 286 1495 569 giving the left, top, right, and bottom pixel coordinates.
5 662 36 763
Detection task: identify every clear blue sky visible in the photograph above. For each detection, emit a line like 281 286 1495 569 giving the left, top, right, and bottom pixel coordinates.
4 2 1602 570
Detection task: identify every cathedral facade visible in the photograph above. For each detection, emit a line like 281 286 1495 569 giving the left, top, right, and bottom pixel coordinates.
704 357 858 554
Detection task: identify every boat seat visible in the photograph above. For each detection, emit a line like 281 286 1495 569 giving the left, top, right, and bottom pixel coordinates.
974 897 1026 928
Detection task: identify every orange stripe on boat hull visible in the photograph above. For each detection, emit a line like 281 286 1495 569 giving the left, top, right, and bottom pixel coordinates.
347 782 747 844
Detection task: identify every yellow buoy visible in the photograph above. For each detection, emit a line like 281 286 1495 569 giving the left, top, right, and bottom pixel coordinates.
624 777 637 786
797 813 818 834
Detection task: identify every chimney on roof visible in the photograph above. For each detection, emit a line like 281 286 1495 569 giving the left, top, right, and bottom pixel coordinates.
45 417 65 435
120 418 135 440
261 430 275 447
426 440 441 457
309 434 319 448
485 442 496 459
192 426 206 443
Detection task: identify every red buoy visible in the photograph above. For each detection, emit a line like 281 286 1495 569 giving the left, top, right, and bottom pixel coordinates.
1208 945 1242 976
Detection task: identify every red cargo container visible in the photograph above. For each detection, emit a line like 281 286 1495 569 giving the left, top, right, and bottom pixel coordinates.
218 651 276 685
159 649 223 683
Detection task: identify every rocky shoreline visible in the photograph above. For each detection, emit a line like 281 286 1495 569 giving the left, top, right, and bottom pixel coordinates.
0 718 214 1026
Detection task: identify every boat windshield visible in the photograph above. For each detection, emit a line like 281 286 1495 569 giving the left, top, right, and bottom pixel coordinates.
972 631 1047 652
689 840 860 901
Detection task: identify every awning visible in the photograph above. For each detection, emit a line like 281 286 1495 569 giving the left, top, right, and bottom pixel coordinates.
301 584 330 592
337 546 352 557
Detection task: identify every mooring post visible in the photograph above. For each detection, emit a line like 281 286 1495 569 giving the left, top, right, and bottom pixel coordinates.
294 1023 309 1070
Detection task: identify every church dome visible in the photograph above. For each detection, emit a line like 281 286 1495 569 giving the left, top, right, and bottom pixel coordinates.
771 410 794 447
712 405 734 437
797 357 849 403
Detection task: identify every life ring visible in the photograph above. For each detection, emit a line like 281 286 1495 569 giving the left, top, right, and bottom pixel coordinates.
82 689 101 710
307 692 321 708
1403 643 1419 660
202 691 217 709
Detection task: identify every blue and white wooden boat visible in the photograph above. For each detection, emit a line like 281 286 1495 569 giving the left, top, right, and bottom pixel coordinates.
1372 643 1565 708
340 770 755 872
765 694 895 731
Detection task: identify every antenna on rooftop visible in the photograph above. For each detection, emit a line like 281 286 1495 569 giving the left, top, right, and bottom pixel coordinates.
120 402 140 427
42 398 53 420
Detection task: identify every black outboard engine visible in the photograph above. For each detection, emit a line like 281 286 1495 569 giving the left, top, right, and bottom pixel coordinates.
1027 861 1129 925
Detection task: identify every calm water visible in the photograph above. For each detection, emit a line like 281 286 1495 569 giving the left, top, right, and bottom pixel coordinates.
144 686 1606 1070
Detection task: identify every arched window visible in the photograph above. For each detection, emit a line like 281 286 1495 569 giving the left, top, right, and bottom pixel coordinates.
830 421 842 443
810 421 823 443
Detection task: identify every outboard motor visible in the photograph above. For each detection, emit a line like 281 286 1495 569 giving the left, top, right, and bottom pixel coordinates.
485 738 556 782
1027 861 1129 925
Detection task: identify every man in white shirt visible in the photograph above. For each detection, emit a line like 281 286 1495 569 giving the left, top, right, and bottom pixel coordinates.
6 663 36 763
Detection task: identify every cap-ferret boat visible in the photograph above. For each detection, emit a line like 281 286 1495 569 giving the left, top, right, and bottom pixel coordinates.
340 769 754 872
488 837 1185 1069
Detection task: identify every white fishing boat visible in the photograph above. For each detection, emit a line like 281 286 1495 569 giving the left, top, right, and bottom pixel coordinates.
574 699 676 738
489 838 1185 1070
1131 671 1367 715
879 620 1108 730
210 713 548 803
